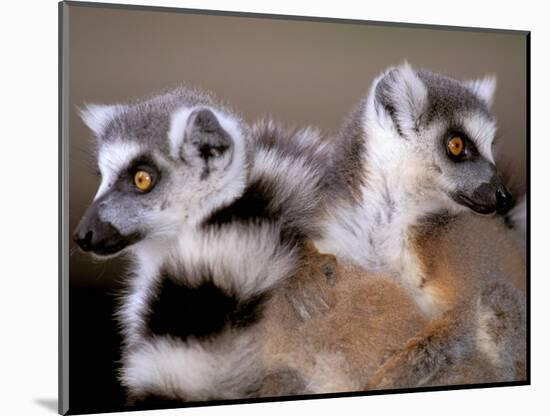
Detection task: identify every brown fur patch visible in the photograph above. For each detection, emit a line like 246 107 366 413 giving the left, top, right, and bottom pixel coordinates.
260 213 526 393
366 213 527 389
260 242 428 393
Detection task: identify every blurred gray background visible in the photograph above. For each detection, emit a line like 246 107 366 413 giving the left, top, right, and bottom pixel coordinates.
67 4 527 286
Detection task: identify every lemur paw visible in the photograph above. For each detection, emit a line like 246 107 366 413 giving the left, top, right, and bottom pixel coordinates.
284 242 338 321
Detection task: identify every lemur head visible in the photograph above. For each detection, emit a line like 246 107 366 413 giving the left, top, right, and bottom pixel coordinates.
364 63 512 216
73 88 250 257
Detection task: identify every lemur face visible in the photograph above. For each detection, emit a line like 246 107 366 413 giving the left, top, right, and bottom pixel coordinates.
372 64 513 215
73 89 249 257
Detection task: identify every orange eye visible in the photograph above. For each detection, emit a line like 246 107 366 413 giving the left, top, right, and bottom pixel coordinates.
134 170 152 191
448 136 464 157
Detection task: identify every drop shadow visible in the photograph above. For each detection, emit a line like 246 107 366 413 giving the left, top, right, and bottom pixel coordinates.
34 398 58 413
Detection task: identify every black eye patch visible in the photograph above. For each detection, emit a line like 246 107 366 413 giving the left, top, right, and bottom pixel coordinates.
115 155 162 194
444 130 479 162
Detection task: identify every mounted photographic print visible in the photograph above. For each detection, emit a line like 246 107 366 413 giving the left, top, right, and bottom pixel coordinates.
59 1 530 414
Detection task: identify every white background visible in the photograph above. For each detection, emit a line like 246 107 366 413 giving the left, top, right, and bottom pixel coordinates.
0 0 547 415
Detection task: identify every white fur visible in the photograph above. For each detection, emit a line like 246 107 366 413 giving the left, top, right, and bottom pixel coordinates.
316 170 444 316
80 103 121 137
253 147 322 211
95 141 143 200
291 124 332 159
461 112 497 163
377 62 428 138
121 332 262 400
167 223 298 297
464 76 497 108
476 302 502 368
316 88 459 316
168 105 249 227
392 63 428 135
167 107 194 160
117 238 173 344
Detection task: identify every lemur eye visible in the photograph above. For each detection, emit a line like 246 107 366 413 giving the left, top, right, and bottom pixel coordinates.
447 136 464 157
134 170 152 192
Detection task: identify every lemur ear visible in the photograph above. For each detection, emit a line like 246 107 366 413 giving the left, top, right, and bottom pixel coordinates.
79 104 121 137
463 76 497 108
171 107 236 177
373 63 427 138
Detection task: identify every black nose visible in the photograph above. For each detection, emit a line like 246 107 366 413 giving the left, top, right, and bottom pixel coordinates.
73 230 94 251
495 187 514 215
73 199 130 255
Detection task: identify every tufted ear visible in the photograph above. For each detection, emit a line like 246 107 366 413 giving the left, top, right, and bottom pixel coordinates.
184 108 234 160
79 104 121 137
463 76 497 108
373 62 428 138
169 107 240 179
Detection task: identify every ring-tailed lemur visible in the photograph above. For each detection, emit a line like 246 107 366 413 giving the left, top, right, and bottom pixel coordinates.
310 63 526 388
73 88 328 403
236 78 526 393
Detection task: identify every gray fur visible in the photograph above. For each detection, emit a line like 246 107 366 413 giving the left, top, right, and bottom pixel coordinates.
417 70 493 124
250 119 330 240
326 99 369 203
100 88 224 149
